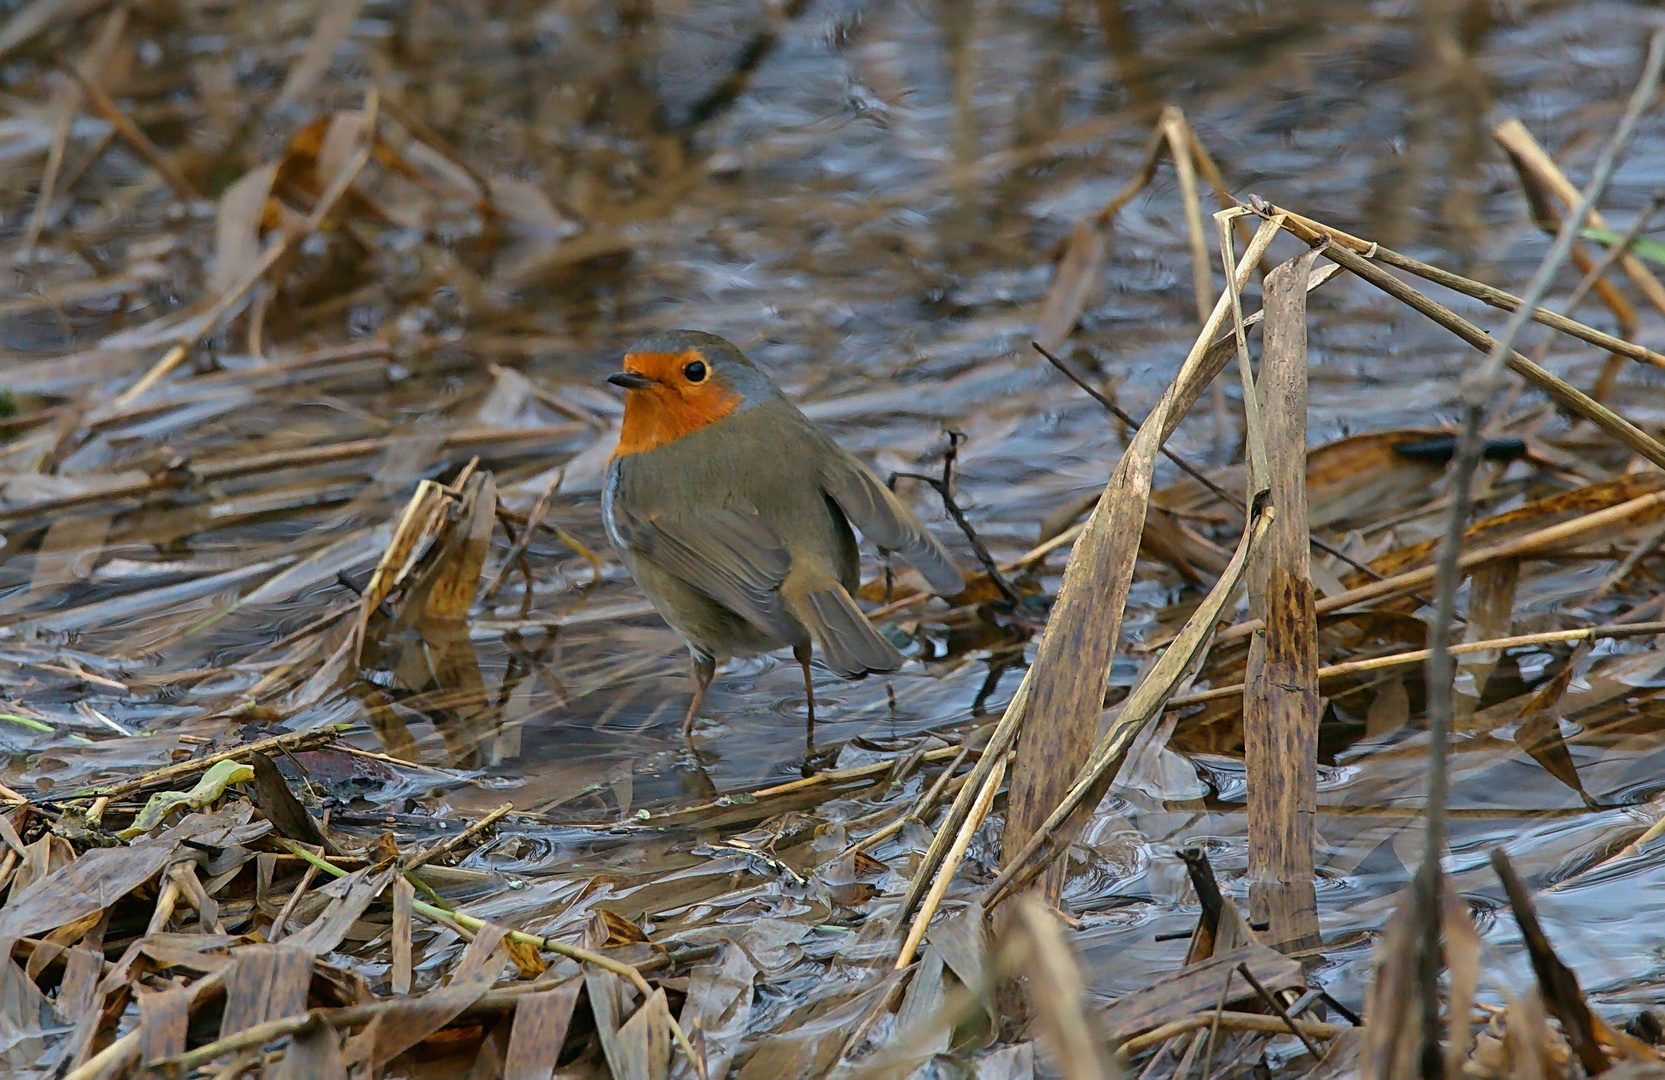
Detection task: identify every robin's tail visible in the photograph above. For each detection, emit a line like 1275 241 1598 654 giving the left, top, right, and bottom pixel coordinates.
782 576 903 678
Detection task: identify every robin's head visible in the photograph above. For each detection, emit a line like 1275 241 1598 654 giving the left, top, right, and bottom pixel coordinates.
608 331 782 457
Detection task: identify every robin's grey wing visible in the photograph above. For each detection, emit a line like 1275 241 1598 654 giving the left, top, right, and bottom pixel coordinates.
608 498 795 635
820 448 965 596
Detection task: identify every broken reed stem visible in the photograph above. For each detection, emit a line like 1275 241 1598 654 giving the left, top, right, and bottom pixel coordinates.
1412 30 1665 1080
1260 204 1665 370
71 726 350 802
1168 622 1665 707
401 801 513 873
272 838 705 1078
1241 247 1322 950
894 755 1005 968
998 212 1286 906
1116 1011 1341 1060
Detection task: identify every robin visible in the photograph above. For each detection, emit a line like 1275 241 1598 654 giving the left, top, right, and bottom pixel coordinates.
602 330 965 736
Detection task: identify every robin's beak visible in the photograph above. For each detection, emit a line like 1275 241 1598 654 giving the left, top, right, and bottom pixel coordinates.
608 371 656 390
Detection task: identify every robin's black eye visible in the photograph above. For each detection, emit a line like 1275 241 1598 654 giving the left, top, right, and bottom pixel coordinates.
683 360 708 383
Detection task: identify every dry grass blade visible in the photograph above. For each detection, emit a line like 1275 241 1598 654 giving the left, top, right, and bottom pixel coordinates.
1243 247 1323 951
1165 106 1213 328
503 981 581 1080
391 873 414 997
1359 886 1422 1080
367 923 508 1068
998 213 1284 904
1101 943 1301 1043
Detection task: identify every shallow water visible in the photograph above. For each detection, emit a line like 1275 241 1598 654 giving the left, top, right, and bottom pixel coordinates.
5 0 1665 1049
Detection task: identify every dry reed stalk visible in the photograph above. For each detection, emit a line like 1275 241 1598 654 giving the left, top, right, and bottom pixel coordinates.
1270 229 1665 469
1169 621 1665 707
1115 1011 1341 1058
1494 117 1665 319
1215 485 1665 643
996 212 1284 906
1259 203 1665 369
74 726 348 801
1011 897 1118 1080
1166 107 1213 328
1242 246 1323 952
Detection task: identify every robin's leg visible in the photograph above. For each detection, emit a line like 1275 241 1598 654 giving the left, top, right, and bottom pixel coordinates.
793 643 816 752
682 652 716 735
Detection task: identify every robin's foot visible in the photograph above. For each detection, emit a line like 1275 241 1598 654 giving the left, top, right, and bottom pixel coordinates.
794 643 816 753
681 652 717 735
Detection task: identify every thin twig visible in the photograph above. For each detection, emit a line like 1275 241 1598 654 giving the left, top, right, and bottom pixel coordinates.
484 470 564 600
1235 962 1324 1059
892 431 1022 606
1119 1010 1341 1060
